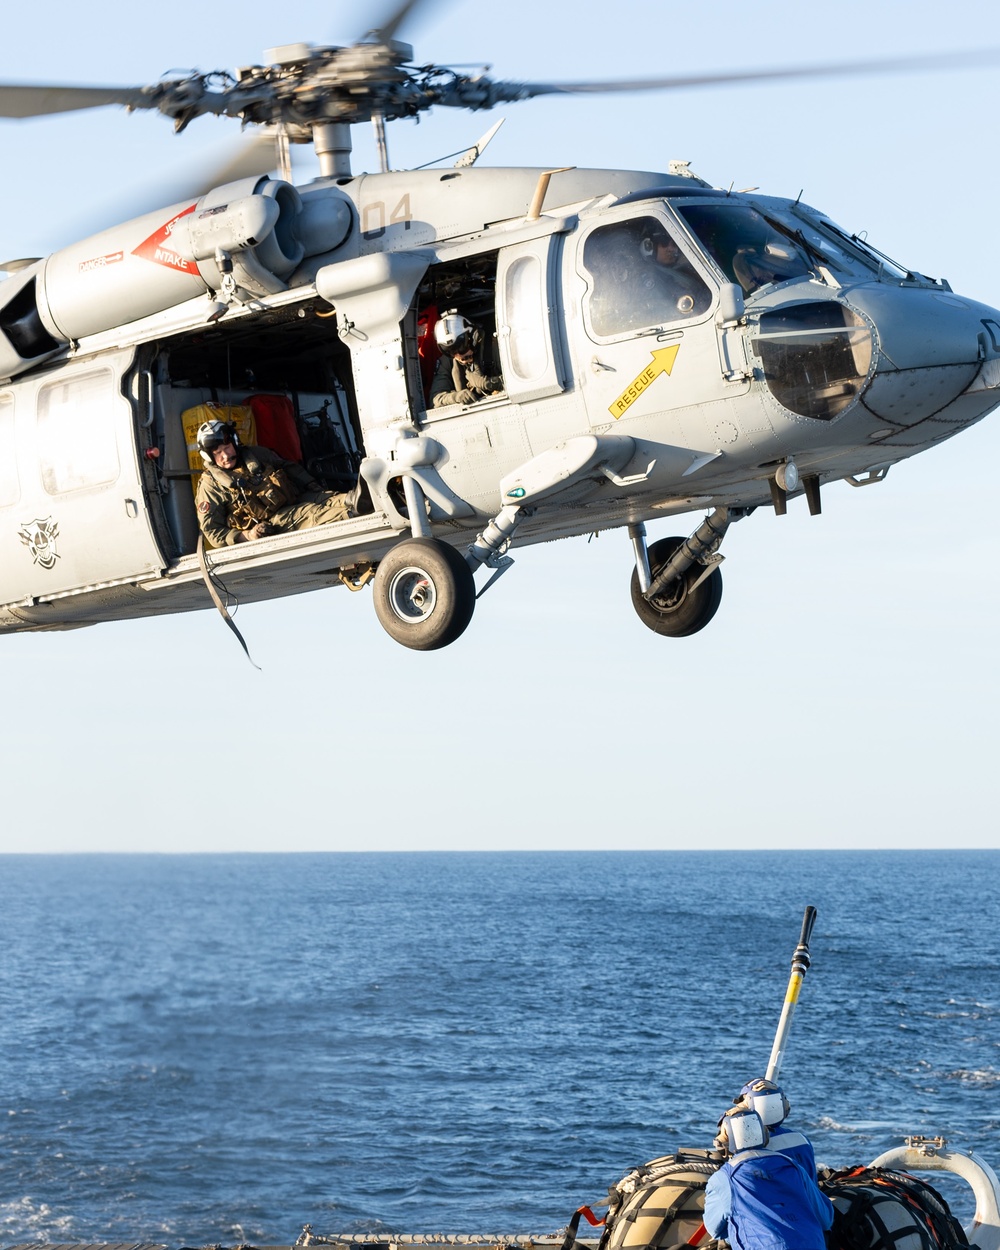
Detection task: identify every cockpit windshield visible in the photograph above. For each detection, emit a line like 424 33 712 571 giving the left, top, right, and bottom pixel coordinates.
675 203 816 295
802 215 914 281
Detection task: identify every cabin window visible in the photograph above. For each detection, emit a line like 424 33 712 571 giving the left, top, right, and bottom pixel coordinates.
413 251 504 411
0 395 18 507
583 217 712 337
505 255 549 381
37 369 120 495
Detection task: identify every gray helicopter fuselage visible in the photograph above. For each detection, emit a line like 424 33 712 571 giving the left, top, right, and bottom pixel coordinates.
1 165 998 636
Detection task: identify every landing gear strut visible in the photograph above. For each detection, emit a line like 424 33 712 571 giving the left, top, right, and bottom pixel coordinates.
629 507 743 638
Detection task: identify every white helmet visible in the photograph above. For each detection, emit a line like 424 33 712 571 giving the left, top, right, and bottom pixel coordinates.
717 1107 768 1155
736 1078 790 1128
196 419 240 467
434 309 478 355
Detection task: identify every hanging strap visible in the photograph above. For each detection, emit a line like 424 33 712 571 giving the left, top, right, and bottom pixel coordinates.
197 534 261 670
559 1206 606 1250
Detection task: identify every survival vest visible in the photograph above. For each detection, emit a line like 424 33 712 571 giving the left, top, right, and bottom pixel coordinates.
226 464 296 530
819 1167 969 1250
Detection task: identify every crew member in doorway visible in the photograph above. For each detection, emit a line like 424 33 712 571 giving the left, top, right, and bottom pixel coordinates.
732 1078 817 1174
429 309 504 407
195 420 356 546
704 1106 833 1250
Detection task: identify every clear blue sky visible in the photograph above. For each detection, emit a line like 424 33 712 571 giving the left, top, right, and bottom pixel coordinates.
1 0 998 851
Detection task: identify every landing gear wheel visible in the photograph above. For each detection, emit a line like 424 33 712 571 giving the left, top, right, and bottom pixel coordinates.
630 536 723 638
373 538 476 651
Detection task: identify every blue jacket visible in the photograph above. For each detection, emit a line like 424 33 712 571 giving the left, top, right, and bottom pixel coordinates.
767 1126 818 1176
703 1147 833 1250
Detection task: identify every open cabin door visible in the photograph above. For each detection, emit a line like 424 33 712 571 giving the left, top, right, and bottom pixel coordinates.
0 351 165 608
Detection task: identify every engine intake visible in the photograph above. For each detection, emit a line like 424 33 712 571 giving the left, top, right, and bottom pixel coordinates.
0 177 312 380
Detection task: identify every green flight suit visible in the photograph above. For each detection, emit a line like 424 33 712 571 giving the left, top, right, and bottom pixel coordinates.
195 446 351 547
429 353 504 407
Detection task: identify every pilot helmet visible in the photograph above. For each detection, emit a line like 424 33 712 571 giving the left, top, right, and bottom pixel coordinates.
640 223 676 259
735 1078 790 1128
434 309 478 356
197 419 240 467
717 1106 769 1155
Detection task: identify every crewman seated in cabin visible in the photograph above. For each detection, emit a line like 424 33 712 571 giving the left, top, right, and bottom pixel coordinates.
195 419 358 546
429 310 505 407
704 1106 833 1250
732 1078 818 1174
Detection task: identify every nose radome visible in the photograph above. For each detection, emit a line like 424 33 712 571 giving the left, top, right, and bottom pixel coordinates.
847 285 997 427
848 285 987 370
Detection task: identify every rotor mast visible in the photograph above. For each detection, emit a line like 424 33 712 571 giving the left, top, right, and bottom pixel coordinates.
313 122 353 178
372 113 390 174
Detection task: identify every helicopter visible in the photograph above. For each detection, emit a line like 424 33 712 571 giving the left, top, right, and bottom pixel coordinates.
1 4 999 652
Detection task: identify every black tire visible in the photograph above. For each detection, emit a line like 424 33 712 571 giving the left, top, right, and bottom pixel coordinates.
373 538 476 651
630 536 723 638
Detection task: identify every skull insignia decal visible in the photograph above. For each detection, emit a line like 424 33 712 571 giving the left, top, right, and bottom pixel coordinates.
18 517 60 569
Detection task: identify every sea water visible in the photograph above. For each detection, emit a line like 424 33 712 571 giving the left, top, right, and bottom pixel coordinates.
0 851 997 1245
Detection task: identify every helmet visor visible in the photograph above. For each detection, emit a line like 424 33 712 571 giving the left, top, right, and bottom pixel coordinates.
198 421 237 453
447 332 474 355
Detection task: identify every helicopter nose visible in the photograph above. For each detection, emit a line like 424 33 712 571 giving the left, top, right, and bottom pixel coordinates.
752 287 1000 434
849 285 996 427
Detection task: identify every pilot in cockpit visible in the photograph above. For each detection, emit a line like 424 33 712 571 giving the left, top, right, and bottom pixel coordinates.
637 223 711 320
585 218 712 336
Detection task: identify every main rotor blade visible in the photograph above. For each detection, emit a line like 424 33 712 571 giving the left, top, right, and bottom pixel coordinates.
0 83 150 119
366 0 441 43
199 131 284 187
44 132 287 254
498 47 1000 101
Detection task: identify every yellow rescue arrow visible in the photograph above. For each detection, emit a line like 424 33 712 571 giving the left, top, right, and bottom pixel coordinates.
608 345 680 419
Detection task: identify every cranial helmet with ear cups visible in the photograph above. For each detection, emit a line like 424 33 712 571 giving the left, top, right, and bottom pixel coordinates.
717 1106 769 1155
196 419 240 467
434 309 480 356
735 1078 790 1127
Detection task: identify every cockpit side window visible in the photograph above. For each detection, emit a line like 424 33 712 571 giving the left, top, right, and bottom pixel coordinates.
583 216 712 338
676 203 814 296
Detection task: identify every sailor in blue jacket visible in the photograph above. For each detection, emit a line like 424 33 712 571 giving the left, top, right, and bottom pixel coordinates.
703 1107 834 1250
734 1078 817 1176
